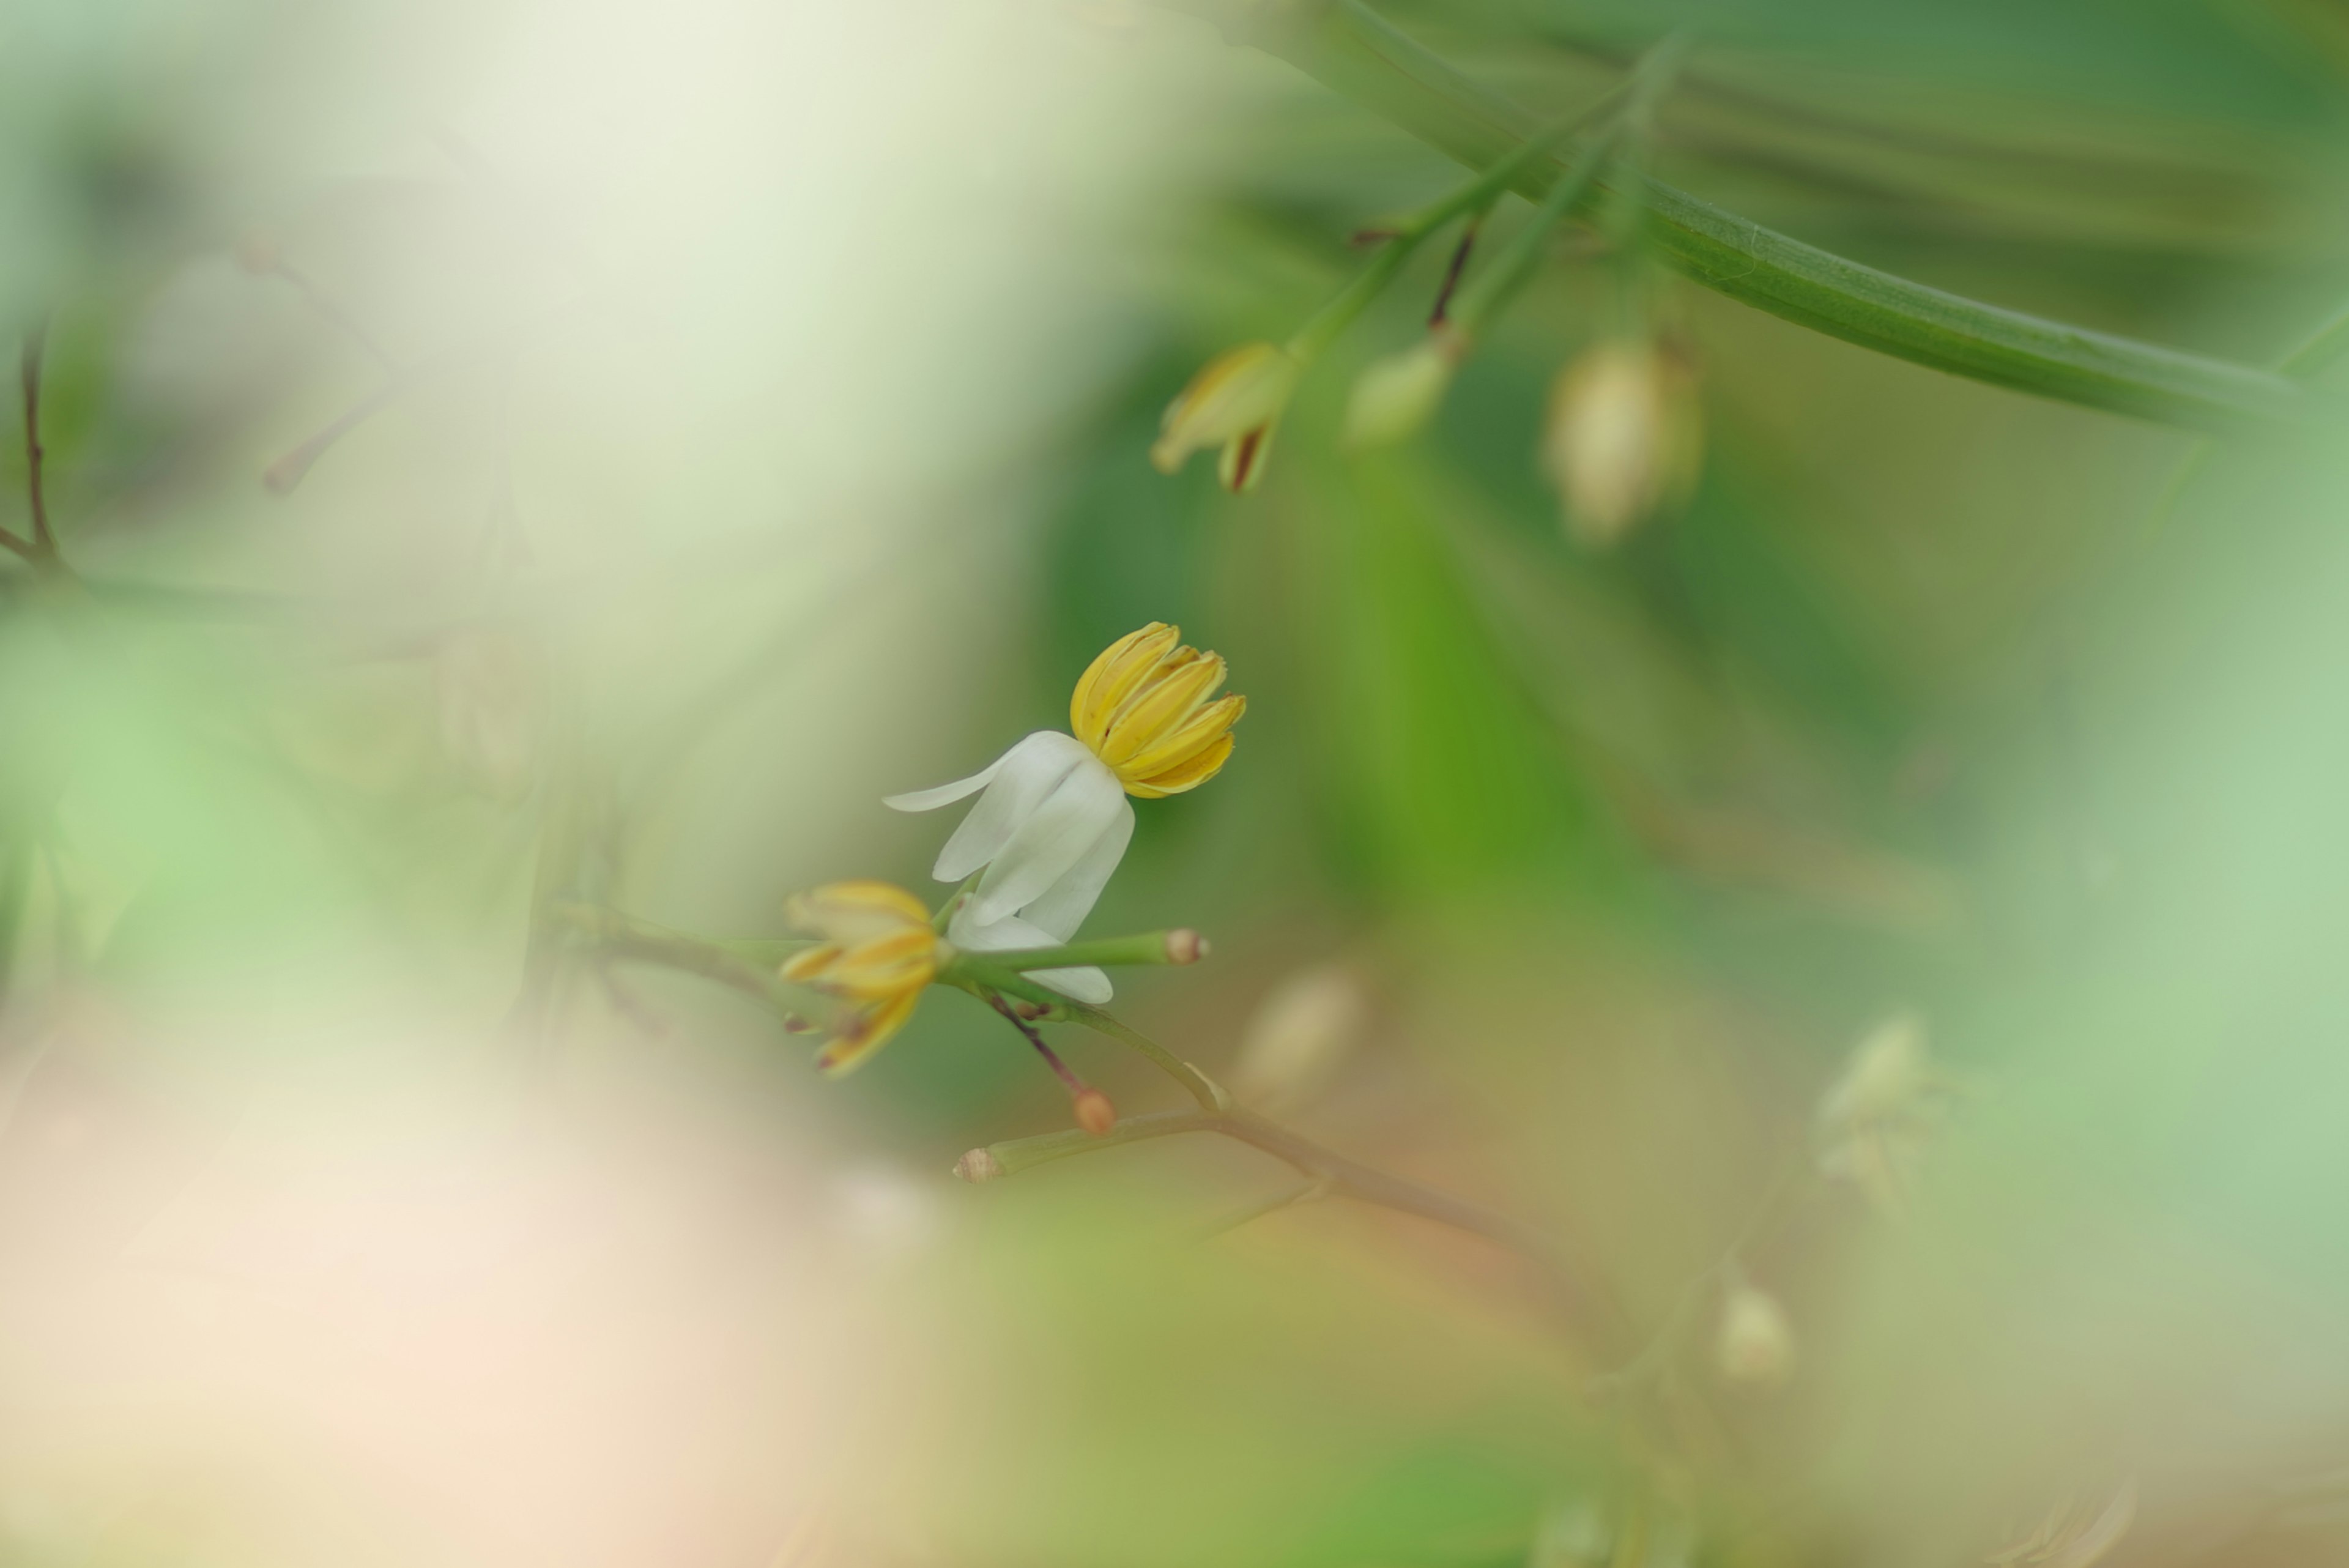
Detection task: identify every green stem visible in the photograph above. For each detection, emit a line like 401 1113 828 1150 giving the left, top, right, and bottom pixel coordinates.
1392 84 1629 240
1209 0 2307 434
1285 81 1631 362
944 957 1226 1113
976 1108 1216 1175
1287 237 1421 360
1444 118 1621 339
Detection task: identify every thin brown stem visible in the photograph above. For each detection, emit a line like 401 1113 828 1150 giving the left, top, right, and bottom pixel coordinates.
1428 213 1483 325
984 989 1089 1096
971 1104 1622 1349
568 904 1623 1348
20 321 52 558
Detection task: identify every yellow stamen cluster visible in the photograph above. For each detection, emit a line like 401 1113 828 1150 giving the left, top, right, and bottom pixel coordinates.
1070 623 1247 798
779 880 944 1076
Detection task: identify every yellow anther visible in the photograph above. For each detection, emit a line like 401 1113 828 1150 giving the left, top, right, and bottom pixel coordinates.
1067 623 1246 797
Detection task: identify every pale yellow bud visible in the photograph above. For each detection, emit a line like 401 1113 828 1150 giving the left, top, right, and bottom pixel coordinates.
1230 964 1370 1113
1151 341 1301 493
1714 1279 1795 1389
1541 339 1703 545
1343 332 1461 449
1815 1009 1948 1217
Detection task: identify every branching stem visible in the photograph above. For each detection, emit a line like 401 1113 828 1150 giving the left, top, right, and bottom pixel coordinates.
1166 0 2309 433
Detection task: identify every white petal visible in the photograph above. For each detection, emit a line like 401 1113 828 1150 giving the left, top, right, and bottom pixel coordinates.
948 908 1114 1003
883 768 1000 814
1028 965 1113 1005
929 731 1090 883
1019 798 1135 942
883 745 1015 813
966 756 1124 926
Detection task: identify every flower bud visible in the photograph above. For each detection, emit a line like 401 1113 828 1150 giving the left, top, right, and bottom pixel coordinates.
954 1148 1006 1183
1073 1088 1117 1136
1164 928 1208 965
1714 1279 1795 1389
1541 338 1703 546
1815 1009 1949 1217
1151 342 1301 493
1343 332 1461 449
1231 964 1370 1113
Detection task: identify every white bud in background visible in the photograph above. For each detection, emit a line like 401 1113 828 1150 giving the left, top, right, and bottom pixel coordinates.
1541 338 1703 546
434 626 543 804
1815 1009 1950 1217
1343 332 1462 449
1715 1277 1795 1389
1230 964 1371 1114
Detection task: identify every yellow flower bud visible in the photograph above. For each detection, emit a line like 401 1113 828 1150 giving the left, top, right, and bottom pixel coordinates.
780 880 943 1076
1541 338 1703 545
1151 341 1301 493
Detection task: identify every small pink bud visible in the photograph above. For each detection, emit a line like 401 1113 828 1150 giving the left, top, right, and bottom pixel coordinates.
1073 1088 1117 1137
1165 929 1208 965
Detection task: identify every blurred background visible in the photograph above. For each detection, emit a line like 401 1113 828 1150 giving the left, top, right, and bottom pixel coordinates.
7 0 2349 1563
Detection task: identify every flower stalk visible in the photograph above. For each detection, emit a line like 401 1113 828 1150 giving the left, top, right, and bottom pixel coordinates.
1186 0 2309 434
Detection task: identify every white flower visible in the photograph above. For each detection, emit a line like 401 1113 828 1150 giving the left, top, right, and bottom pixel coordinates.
885 623 1245 1003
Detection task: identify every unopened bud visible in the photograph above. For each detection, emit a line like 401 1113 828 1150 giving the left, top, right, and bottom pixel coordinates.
1231 964 1370 1113
1715 1280 1795 1389
781 1013 818 1035
233 228 283 275
1819 1011 1931 1129
1165 928 1208 965
1343 333 1461 449
1073 1088 1117 1137
954 1148 1006 1184
1541 338 1703 546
